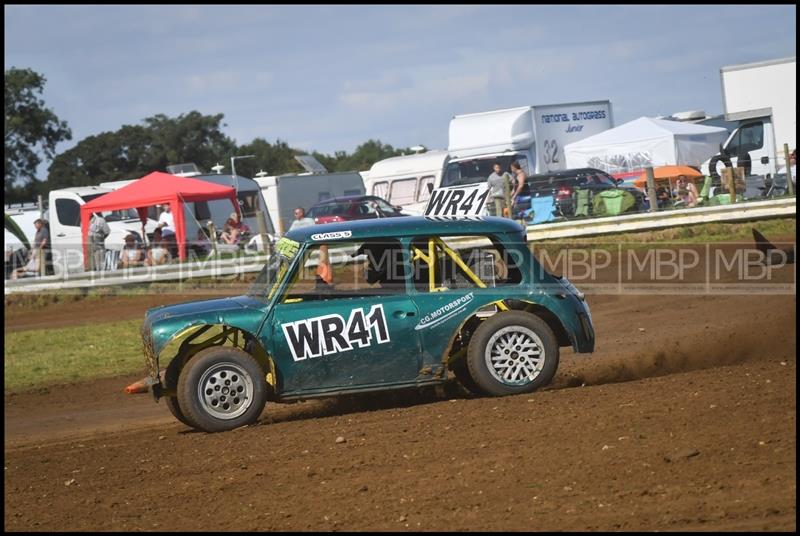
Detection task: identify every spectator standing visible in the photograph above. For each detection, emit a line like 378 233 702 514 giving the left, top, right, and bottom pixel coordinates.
88 212 110 271
288 207 315 232
510 161 527 209
157 204 175 238
675 176 699 208
487 163 513 217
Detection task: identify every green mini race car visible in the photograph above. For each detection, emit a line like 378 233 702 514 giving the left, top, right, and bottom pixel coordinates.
140 216 595 432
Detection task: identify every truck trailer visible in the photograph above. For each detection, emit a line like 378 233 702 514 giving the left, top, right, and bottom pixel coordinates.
441 101 613 189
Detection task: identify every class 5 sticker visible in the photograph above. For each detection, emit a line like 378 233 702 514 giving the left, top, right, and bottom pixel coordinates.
424 184 490 219
311 230 352 241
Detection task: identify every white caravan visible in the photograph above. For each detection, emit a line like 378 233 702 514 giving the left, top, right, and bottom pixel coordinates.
362 150 450 215
702 57 796 179
442 102 613 189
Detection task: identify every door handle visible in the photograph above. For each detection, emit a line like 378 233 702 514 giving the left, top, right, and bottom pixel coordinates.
392 310 416 318
57 233 66 237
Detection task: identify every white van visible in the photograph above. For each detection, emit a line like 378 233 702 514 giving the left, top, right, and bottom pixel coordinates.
363 150 450 215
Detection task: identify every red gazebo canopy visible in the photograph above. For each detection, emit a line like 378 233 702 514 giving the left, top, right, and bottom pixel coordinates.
80 171 238 267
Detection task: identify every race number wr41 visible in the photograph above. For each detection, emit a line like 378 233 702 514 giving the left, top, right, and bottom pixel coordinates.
424 184 490 218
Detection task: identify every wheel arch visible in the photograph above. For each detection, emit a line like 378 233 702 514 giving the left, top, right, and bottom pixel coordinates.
442 299 571 369
157 323 277 400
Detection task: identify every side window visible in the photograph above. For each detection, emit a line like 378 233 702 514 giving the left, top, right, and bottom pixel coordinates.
389 178 417 205
409 235 522 292
372 181 389 199
55 198 81 227
417 176 435 203
739 122 764 152
282 239 407 301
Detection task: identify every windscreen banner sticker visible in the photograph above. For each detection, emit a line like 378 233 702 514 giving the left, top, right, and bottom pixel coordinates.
424 184 490 218
275 237 300 259
281 304 390 361
311 230 352 241
414 292 475 331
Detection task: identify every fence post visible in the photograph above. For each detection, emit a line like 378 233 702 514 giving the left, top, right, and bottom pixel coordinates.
784 143 794 196
256 209 272 256
645 167 658 212
207 221 218 259
722 168 736 204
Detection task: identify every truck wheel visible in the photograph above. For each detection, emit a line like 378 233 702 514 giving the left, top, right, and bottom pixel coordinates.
467 311 559 396
177 346 268 433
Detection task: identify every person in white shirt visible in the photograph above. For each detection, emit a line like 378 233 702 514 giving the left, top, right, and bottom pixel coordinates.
157 204 175 238
288 207 315 232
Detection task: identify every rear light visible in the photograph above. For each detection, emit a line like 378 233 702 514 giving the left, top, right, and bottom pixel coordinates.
556 186 573 199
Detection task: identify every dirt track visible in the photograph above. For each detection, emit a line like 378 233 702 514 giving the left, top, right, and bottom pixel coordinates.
4 244 797 531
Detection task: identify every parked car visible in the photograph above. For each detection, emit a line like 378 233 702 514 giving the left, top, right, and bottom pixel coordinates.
306 195 406 224
523 168 647 217
140 216 596 432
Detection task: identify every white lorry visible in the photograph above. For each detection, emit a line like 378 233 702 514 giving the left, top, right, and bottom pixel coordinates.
702 56 796 179
361 150 450 215
441 102 613 188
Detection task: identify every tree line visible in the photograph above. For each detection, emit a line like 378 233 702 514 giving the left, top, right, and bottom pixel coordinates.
5 67 413 204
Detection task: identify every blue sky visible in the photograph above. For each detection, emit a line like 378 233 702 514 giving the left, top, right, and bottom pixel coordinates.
5 5 797 165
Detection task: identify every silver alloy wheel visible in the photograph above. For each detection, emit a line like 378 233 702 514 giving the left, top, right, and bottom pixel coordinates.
197 362 254 420
484 325 545 386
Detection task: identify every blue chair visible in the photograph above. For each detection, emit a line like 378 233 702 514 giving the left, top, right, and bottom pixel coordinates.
523 195 556 225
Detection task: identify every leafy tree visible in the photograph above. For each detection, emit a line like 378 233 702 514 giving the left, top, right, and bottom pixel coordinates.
232 138 305 178
47 111 236 188
5 67 72 202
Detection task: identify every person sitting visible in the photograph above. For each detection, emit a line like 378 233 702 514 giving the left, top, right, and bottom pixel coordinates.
219 217 241 245
145 229 171 266
118 234 144 268
674 176 699 208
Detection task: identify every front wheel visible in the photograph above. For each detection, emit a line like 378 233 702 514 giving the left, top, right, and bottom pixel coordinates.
467 311 559 396
177 347 268 433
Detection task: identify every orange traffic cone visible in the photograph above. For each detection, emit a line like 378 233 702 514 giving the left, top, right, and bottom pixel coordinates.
125 377 150 394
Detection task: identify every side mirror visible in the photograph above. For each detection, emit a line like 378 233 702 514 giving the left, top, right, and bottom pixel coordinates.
426 183 434 194
394 205 403 212
614 178 623 186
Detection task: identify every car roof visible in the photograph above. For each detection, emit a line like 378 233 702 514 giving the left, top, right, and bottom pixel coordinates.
285 216 524 243
312 195 380 205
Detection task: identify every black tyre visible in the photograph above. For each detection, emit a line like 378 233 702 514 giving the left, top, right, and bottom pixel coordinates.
450 357 484 396
708 153 732 180
177 346 268 433
165 396 197 429
466 311 559 396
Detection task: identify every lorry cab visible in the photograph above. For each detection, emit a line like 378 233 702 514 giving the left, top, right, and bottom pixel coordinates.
702 117 777 179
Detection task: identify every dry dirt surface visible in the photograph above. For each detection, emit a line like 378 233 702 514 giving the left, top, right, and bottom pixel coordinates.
4 244 797 531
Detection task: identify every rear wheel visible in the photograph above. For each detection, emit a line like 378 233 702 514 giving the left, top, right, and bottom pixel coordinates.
165 396 197 428
177 346 268 433
467 311 559 396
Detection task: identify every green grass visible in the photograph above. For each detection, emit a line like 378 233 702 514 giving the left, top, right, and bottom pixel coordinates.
4 319 146 392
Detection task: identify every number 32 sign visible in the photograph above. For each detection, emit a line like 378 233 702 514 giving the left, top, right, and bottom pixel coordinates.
424 184 490 218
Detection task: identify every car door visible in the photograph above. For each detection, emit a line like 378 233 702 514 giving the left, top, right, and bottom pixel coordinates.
266 239 422 395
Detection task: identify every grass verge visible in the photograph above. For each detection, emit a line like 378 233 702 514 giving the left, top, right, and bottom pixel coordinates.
4 319 145 392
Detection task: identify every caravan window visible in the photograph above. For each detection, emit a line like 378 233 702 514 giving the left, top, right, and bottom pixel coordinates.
372 181 389 199
417 176 435 203
389 178 416 205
